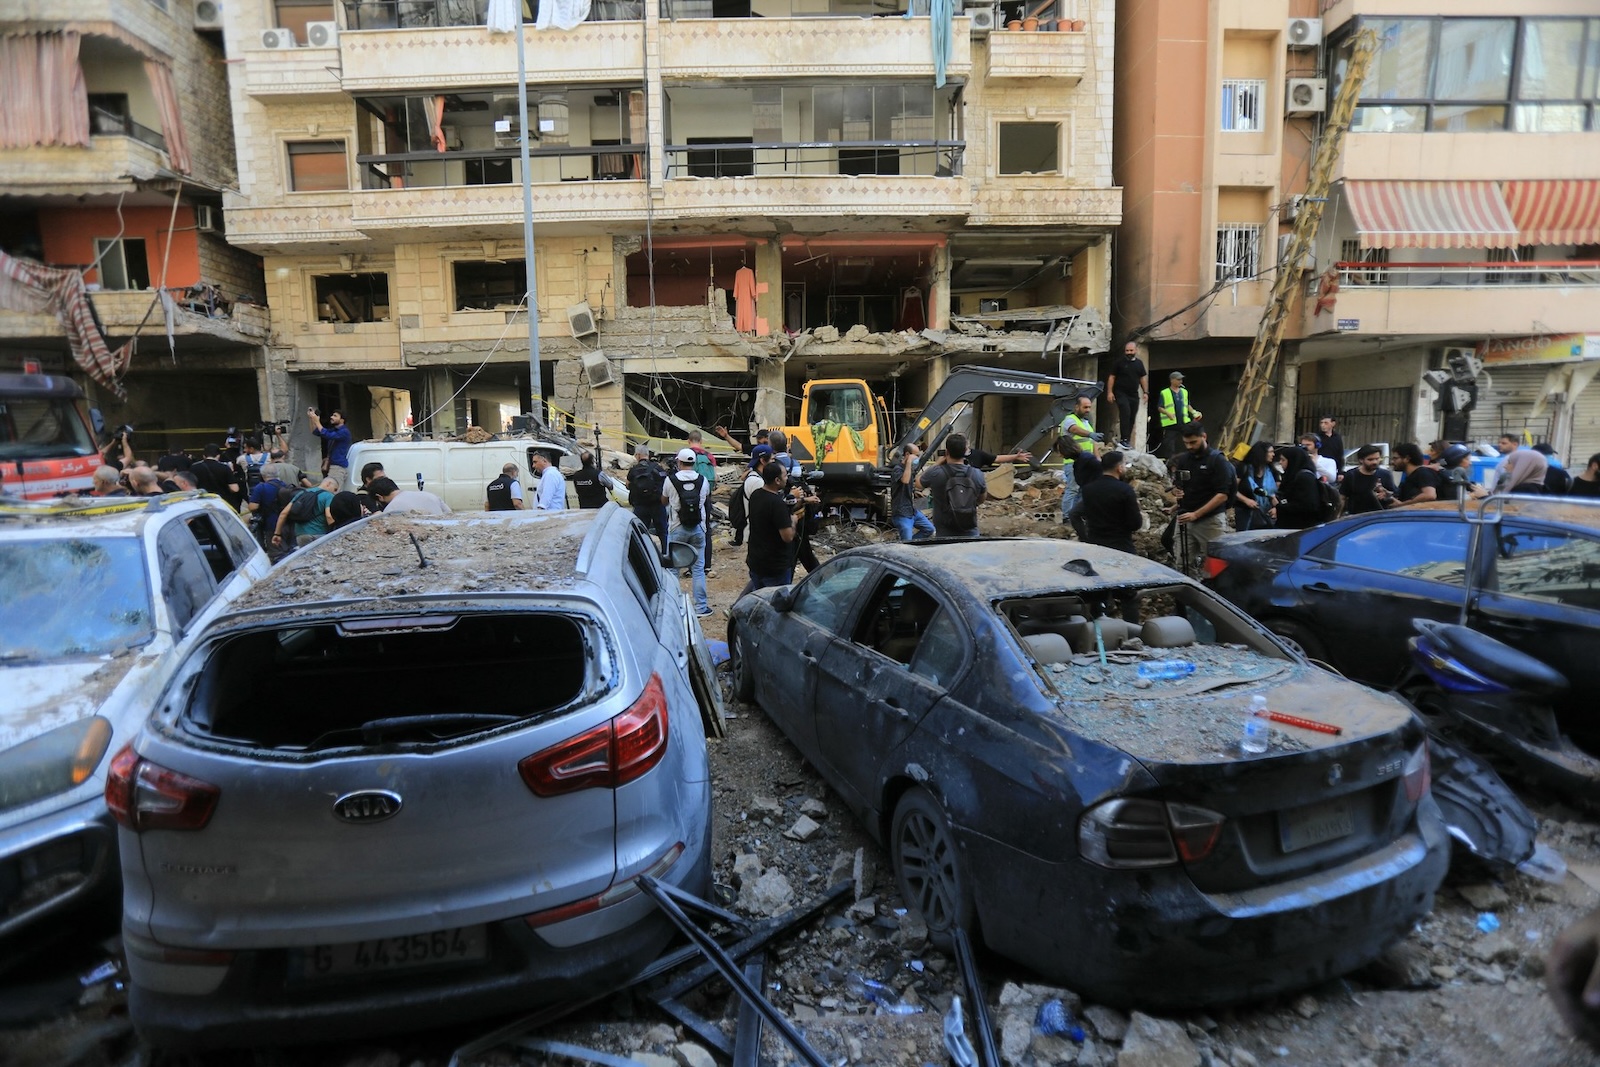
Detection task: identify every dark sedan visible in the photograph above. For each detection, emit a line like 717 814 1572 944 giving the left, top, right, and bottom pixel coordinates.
1202 498 1600 729
728 539 1448 1009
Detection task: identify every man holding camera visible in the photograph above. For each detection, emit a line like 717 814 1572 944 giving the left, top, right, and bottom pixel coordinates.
307 407 353 484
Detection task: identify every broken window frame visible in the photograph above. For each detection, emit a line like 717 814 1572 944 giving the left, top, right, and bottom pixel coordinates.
314 272 391 323
1215 223 1262 284
93 237 151 291
453 259 529 311
995 121 1061 176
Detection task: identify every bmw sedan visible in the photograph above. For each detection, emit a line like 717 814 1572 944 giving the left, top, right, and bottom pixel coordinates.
113 506 713 1048
728 539 1448 1009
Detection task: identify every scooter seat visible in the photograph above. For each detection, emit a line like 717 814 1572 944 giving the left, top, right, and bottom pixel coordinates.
1414 619 1569 696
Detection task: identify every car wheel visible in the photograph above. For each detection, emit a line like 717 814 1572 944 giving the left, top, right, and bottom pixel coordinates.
890 787 974 951
731 625 756 703
1266 619 1327 664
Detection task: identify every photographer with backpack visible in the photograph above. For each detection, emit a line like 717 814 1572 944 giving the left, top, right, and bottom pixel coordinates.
917 433 987 538
628 444 670 560
663 449 713 618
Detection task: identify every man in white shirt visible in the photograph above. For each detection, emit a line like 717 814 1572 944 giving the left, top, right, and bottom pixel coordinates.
663 448 712 618
369 476 451 515
1300 435 1338 483
531 452 567 511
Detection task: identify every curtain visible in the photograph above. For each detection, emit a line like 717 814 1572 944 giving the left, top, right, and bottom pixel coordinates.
0 250 134 398
423 95 448 152
534 0 591 31
1 32 89 149
628 90 646 179
485 0 521 31
143 59 192 173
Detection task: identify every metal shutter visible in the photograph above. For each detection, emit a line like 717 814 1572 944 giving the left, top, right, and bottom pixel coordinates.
1471 366 1555 446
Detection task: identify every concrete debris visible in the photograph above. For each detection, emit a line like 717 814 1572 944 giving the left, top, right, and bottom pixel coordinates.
1290 994 1320 1019
1082 1004 1129 1042
785 814 823 841
750 795 784 817
672 1041 717 1067
800 796 828 817
1116 1013 1200 1067
731 851 764 887
1457 883 1510 910
846 896 878 921
1000 1010 1033 1064
737 869 795 916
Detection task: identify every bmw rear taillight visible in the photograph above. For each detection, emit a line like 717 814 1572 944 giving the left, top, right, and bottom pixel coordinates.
518 674 669 797
1078 797 1226 869
1201 555 1229 580
1404 743 1430 803
105 745 220 832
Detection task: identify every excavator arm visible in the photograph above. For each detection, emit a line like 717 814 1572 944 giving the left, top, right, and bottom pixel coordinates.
890 365 1100 458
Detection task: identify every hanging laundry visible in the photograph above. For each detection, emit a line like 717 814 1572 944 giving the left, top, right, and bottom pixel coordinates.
0 250 132 397
734 265 758 332
896 286 926 331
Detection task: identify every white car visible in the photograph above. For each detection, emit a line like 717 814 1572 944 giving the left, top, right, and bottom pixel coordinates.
0 492 270 936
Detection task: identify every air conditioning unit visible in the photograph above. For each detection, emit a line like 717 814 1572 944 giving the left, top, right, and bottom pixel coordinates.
580 350 615 388
305 20 338 46
1286 17 1322 49
194 204 222 233
259 27 297 48
1285 77 1327 116
1282 193 1320 221
1277 233 1315 272
966 5 996 34
567 301 598 338
193 0 223 30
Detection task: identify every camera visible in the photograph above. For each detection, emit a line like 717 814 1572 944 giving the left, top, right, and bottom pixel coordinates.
258 420 289 436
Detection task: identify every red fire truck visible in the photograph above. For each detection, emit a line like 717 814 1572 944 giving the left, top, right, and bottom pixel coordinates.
0 374 101 499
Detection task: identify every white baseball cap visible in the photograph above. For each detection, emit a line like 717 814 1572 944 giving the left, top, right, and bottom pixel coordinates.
676 448 697 464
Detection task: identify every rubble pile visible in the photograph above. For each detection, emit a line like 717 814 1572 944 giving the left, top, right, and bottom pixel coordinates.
977 452 1181 565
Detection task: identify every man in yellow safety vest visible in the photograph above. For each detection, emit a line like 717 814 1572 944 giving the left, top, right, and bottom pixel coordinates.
1158 371 1201 458
1058 393 1103 526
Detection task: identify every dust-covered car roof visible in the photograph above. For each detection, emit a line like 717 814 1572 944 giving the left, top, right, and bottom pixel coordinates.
230 510 600 612
842 538 1181 599
0 493 213 536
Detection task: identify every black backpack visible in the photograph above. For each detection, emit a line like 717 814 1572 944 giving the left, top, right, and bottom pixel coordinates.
1316 478 1340 523
627 461 665 509
944 464 979 528
674 472 705 528
286 488 322 524
271 481 296 513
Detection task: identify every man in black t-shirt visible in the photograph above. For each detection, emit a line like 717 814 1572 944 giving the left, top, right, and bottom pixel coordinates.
1081 451 1142 554
1391 443 1442 506
738 461 797 599
1105 341 1148 448
1312 416 1345 478
1168 423 1233 576
1340 445 1396 514
190 442 243 510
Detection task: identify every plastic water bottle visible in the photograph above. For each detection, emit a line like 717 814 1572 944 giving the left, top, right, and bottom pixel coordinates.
1242 695 1269 754
1137 659 1196 680
1035 999 1086 1042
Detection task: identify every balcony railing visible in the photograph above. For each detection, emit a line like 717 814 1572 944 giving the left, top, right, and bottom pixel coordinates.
341 0 640 28
357 143 645 188
354 140 965 186
663 0 912 15
88 107 166 153
662 140 963 178
1334 260 1600 288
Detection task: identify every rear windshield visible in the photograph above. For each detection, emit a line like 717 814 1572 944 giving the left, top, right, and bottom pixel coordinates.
0 538 153 662
1000 583 1289 688
0 396 97 461
183 612 602 751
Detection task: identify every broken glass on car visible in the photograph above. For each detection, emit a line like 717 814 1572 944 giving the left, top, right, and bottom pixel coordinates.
0 539 153 663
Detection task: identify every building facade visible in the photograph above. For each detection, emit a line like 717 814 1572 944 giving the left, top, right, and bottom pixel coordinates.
0 0 270 450
1115 0 1600 463
219 0 1119 465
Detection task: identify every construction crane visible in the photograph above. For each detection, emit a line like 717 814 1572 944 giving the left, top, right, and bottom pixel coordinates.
1219 27 1379 459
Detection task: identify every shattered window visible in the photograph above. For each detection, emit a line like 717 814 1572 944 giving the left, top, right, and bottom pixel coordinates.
1492 525 1600 610
0 539 154 662
908 611 964 688
790 557 873 633
807 384 873 432
1315 521 1469 582
852 574 941 666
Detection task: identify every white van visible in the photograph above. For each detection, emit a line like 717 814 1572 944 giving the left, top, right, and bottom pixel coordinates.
343 439 577 511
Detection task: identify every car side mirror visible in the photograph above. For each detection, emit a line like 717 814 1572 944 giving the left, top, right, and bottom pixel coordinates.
769 587 795 613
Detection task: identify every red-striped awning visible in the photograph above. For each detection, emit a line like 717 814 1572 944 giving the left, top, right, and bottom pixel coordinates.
1501 181 1600 247
1342 181 1520 250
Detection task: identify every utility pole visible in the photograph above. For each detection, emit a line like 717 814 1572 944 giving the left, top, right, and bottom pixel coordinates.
1220 27 1378 458
514 13 544 424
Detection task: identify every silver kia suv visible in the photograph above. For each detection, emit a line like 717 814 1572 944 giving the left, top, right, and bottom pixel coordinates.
113 504 715 1048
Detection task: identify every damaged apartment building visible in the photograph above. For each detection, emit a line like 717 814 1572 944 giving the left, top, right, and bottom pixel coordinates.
0 4 271 447
212 0 1119 460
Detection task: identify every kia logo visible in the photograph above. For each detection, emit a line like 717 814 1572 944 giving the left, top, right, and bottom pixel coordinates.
334 790 402 823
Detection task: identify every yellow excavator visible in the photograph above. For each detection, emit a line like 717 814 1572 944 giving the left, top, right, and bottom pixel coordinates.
1219 27 1379 459
783 365 1099 519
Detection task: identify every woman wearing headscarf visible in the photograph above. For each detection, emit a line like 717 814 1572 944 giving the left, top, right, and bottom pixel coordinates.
1232 441 1277 531
1274 446 1324 529
1497 449 1548 495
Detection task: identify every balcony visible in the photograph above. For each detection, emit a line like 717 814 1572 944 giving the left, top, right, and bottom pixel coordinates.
1304 260 1600 339
657 16 971 80
969 182 1120 227
0 289 269 345
341 0 640 29
985 26 1088 84
225 198 371 254
338 20 646 90
242 39 343 100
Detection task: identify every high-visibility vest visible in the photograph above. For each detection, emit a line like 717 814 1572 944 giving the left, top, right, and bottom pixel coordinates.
1061 411 1095 443
1159 387 1196 428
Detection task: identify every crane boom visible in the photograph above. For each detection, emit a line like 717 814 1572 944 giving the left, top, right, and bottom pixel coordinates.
1219 28 1379 458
